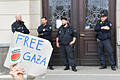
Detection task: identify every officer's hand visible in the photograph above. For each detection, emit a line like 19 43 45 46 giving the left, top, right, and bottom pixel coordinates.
56 42 60 48
104 26 110 30
101 26 105 29
69 41 75 45
101 26 110 30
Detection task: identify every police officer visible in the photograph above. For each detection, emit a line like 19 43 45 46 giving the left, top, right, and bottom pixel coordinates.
95 12 116 71
56 17 77 72
37 17 54 70
11 14 30 34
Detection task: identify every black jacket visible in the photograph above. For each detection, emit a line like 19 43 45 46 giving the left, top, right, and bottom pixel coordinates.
57 24 77 45
11 21 30 34
37 24 52 42
94 19 112 40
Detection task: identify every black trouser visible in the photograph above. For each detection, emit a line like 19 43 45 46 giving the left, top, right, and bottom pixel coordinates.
48 53 53 66
97 39 115 67
59 45 76 67
48 40 54 67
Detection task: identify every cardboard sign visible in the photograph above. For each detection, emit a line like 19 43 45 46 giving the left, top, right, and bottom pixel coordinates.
4 32 53 76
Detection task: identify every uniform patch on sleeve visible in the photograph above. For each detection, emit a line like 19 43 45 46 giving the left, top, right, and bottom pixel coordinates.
74 30 77 32
109 23 112 26
49 26 52 29
59 31 61 33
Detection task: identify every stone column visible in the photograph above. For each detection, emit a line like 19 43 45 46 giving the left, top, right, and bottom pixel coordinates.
116 0 120 68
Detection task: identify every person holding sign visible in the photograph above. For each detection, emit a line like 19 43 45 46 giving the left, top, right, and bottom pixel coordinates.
4 32 53 77
37 17 54 70
56 17 77 72
10 63 24 80
11 14 30 34
9 47 24 80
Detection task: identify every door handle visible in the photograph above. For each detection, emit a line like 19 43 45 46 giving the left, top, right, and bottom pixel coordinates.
80 34 85 37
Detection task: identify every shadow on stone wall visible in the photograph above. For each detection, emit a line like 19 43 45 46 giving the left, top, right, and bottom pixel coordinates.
0 47 10 75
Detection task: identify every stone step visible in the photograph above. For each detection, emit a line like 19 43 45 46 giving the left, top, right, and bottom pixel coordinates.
0 73 120 80
0 75 27 80
0 66 120 80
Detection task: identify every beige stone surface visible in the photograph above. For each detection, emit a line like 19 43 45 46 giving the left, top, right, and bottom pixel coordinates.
0 0 42 44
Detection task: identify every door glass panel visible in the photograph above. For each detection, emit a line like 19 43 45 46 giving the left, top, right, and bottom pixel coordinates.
85 0 108 30
49 0 71 30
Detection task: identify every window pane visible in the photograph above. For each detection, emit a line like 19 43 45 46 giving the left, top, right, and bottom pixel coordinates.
85 0 109 30
49 0 71 30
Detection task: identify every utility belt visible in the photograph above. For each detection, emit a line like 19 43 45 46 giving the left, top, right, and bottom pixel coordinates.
38 33 43 38
39 33 44 36
97 38 109 42
97 38 101 42
59 41 70 46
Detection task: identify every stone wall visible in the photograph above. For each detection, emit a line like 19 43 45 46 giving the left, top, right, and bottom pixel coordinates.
0 0 42 75
116 0 120 68
0 0 42 45
0 47 9 74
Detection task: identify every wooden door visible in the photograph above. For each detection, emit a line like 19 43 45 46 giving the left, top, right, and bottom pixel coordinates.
42 0 116 66
77 0 116 66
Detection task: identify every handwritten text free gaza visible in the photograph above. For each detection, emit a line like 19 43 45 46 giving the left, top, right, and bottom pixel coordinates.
15 33 47 66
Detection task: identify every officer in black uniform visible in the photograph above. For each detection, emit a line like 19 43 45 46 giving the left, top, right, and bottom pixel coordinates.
11 14 30 34
37 17 54 70
95 12 116 71
56 17 77 72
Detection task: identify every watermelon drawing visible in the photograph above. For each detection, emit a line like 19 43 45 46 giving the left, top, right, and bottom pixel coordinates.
11 53 21 61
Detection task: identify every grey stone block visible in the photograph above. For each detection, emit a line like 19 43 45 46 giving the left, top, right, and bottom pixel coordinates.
0 47 9 75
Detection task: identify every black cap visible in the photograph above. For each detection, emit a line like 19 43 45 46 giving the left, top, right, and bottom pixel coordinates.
101 13 108 17
61 17 67 21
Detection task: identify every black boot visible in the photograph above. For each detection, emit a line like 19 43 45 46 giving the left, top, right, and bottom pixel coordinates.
111 66 116 71
72 66 77 72
49 66 54 70
99 66 107 69
64 66 70 70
